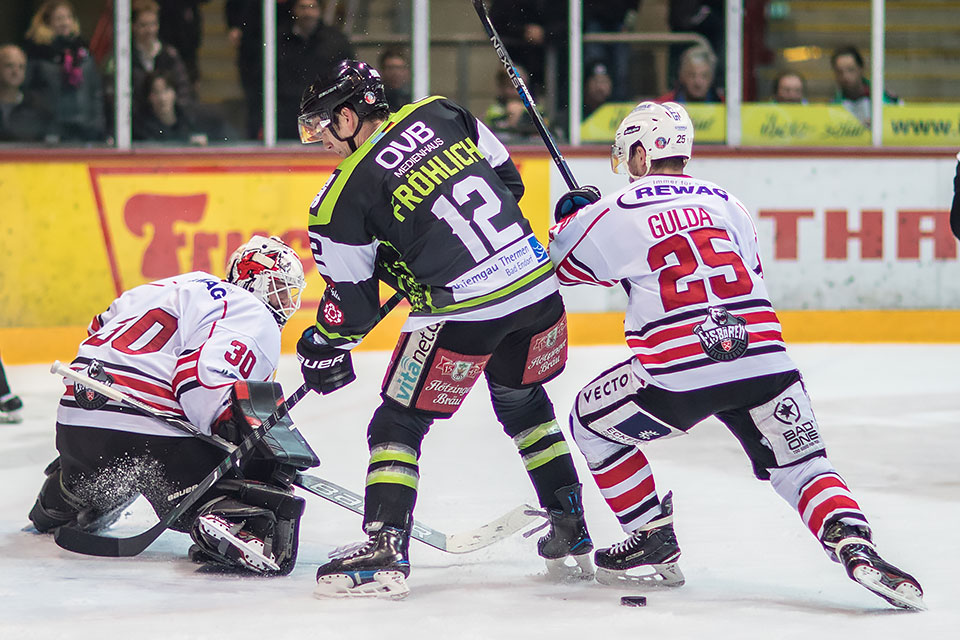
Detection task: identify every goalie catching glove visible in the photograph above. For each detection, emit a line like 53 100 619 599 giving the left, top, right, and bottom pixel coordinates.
297 326 356 394
553 186 601 223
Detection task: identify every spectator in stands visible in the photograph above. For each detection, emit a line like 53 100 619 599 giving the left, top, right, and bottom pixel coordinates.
669 1 724 85
276 0 353 140
772 69 807 104
133 70 204 144
379 47 411 110
157 0 209 85
485 65 541 143
130 0 195 109
23 0 106 142
830 45 901 126
583 0 639 102
658 43 723 103
583 62 613 119
489 1 568 113
0 44 53 142
226 0 263 139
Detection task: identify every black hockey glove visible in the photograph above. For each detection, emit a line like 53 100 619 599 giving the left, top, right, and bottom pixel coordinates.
553 186 601 223
297 327 356 395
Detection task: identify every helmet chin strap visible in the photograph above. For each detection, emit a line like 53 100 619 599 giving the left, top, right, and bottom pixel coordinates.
329 110 363 152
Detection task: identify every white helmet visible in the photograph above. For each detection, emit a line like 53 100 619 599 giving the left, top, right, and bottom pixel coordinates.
226 235 306 327
611 101 694 179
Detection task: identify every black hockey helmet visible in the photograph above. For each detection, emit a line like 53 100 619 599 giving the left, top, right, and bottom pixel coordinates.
298 59 389 144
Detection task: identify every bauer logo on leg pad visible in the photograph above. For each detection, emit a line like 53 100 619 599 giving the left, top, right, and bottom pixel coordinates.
749 380 825 465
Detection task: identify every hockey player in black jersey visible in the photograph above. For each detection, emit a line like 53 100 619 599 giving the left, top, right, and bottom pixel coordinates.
295 60 591 598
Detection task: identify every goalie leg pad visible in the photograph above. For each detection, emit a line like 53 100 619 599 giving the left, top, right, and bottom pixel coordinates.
28 458 83 533
188 478 305 575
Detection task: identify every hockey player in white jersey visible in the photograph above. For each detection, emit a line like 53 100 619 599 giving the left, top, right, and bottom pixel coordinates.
548 102 925 610
28 236 319 575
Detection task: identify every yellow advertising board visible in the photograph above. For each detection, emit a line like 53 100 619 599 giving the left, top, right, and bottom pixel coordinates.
580 102 726 144
741 104 870 146
882 104 960 146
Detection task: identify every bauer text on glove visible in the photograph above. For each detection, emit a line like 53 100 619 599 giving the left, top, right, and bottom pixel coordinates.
297 329 356 394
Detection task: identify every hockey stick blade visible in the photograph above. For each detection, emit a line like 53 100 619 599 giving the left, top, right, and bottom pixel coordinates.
294 473 542 554
443 504 543 554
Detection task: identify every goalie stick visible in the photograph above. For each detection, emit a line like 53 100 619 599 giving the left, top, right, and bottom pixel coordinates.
52 362 541 554
52 293 405 558
471 0 579 191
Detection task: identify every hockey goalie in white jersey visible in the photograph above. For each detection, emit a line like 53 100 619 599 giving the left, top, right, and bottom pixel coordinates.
29 236 319 575
548 102 925 610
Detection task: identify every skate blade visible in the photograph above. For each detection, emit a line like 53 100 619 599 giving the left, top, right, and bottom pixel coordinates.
198 516 280 573
544 554 595 581
314 570 410 600
595 563 685 588
851 564 926 611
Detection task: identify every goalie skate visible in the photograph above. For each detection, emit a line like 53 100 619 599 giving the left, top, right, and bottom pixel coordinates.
593 491 685 588
824 522 926 611
195 513 280 573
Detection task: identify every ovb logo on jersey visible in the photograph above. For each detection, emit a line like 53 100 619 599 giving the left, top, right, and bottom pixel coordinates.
693 306 749 361
74 359 114 410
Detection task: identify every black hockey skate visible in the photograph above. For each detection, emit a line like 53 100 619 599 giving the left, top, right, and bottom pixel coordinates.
314 525 411 599
537 483 595 580
594 491 685 587
822 521 925 611
0 393 22 424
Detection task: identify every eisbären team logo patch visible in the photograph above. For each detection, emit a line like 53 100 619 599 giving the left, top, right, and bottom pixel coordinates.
692 306 749 361
73 359 114 410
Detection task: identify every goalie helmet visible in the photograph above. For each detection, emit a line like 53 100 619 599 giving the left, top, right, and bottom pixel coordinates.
226 236 306 327
298 59 389 144
611 101 694 179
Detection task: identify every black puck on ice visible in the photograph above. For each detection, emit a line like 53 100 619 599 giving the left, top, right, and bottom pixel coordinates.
620 595 647 607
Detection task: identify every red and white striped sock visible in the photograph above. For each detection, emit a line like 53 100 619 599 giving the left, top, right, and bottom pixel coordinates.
798 472 869 540
591 448 661 532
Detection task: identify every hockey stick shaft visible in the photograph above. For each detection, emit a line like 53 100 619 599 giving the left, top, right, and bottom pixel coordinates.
471 0 579 190
53 292 406 557
294 473 541 554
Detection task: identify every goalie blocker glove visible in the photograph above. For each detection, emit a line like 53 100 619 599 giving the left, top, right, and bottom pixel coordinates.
553 186 601 223
297 327 356 394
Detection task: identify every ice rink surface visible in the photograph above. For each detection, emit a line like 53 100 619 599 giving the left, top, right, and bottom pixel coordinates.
1 344 957 639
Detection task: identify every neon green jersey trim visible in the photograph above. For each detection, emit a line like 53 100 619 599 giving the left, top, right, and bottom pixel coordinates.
429 262 554 314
